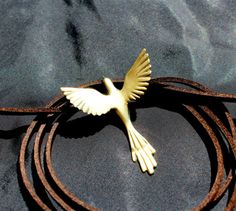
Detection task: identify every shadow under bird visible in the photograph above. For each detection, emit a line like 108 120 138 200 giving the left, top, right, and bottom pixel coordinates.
61 49 157 174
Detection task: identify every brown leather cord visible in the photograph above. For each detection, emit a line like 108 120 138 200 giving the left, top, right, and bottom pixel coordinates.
46 121 98 211
44 80 236 210
156 78 236 210
44 103 224 211
158 77 236 210
0 77 235 210
0 107 61 114
155 77 236 102
18 120 50 210
201 107 233 197
34 121 74 210
18 96 67 210
184 105 224 210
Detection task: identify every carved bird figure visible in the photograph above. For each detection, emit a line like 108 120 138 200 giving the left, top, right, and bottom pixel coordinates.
61 49 157 174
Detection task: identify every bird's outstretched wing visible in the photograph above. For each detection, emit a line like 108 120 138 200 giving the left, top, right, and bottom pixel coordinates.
61 87 115 116
121 48 151 102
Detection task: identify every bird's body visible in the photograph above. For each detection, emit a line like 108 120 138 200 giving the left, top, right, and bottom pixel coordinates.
61 49 157 174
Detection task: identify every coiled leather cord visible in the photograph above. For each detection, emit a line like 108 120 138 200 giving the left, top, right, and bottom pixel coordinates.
1 77 235 210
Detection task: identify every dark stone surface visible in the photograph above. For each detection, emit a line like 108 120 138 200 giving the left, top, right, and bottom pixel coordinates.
0 0 236 210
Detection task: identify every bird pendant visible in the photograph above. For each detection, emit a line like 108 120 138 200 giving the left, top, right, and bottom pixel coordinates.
61 49 157 174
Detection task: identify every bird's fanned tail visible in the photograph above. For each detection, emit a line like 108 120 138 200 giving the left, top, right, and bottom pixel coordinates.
127 125 157 174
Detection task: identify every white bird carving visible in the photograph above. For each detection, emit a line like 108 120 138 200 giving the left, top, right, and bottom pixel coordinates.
61 49 157 174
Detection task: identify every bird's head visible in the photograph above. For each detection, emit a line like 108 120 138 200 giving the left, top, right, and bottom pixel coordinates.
103 77 115 93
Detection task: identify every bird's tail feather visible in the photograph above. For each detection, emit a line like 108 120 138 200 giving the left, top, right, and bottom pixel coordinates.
127 125 157 174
